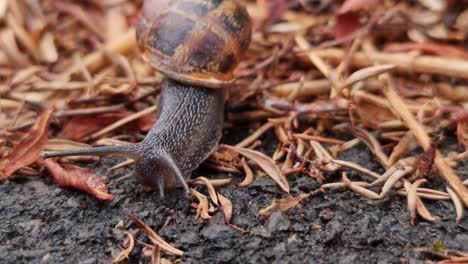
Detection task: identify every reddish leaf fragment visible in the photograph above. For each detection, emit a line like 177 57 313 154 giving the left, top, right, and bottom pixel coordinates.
43 159 114 201
138 114 156 132
417 135 440 179
334 12 362 40
59 112 130 141
0 109 53 180
334 0 378 41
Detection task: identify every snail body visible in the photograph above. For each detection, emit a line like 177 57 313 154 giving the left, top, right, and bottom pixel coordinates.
42 0 251 197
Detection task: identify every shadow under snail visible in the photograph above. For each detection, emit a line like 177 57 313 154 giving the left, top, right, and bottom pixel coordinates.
42 0 252 197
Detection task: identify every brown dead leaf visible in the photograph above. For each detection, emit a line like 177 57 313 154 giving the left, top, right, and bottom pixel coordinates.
190 188 212 220
0 109 53 180
192 177 218 206
222 145 289 193
341 64 395 89
59 112 130 141
238 158 254 188
407 179 427 225
385 42 468 60
43 159 114 201
112 232 135 263
137 114 156 132
189 177 233 188
259 192 315 216
218 192 233 224
127 214 183 256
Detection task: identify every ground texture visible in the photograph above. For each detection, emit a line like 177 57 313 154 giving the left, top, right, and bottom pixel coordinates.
1 131 466 264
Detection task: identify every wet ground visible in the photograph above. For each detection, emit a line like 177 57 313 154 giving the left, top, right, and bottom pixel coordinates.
1 133 467 264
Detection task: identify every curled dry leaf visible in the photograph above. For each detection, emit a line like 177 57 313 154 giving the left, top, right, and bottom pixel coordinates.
222 145 289 193
43 159 114 201
192 177 218 206
351 127 390 168
446 187 463 223
0 109 53 180
112 232 135 263
380 165 415 197
190 177 232 188
218 192 233 224
190 188 212 220
127 214 183 256
407 179 427 225
331 159 381 180
259 191 318 216
340 64 396 89
342 173 381 200
238 158 254 188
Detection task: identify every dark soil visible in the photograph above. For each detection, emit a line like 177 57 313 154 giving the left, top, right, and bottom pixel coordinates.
1 133 467 264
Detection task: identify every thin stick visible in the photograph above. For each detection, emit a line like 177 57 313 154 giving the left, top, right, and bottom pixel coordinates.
298 48 468 79
382 75 468 207
90 105 156 139
235 122 274 148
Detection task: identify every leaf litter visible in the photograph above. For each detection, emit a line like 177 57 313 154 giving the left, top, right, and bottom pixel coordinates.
0 0 467 261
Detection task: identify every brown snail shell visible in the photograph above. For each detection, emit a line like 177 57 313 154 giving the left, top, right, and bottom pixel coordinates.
136 0 252 88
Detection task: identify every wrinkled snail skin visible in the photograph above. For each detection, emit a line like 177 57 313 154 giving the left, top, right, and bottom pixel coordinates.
136 80 225 193
42 80 224 196
42 0 251 196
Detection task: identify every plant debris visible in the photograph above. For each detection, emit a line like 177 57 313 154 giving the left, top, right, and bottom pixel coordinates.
0 0 467 262
43 159 113 201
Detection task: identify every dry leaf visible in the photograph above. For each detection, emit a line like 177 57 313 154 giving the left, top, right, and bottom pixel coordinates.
218 192 233 224
127 214 183 256
191 188 212 220
238 158 254 188
259 192 313 216
0 109 53 179
341 64 395 88
407 179 427 225
222 145 289 193
43 159 114 201
192 177 218 206
112 232 135 263
59 112 130 141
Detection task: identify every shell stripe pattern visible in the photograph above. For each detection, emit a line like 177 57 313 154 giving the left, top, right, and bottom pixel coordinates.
147 0 250 77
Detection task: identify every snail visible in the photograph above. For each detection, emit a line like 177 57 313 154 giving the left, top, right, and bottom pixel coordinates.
42 0 252 197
